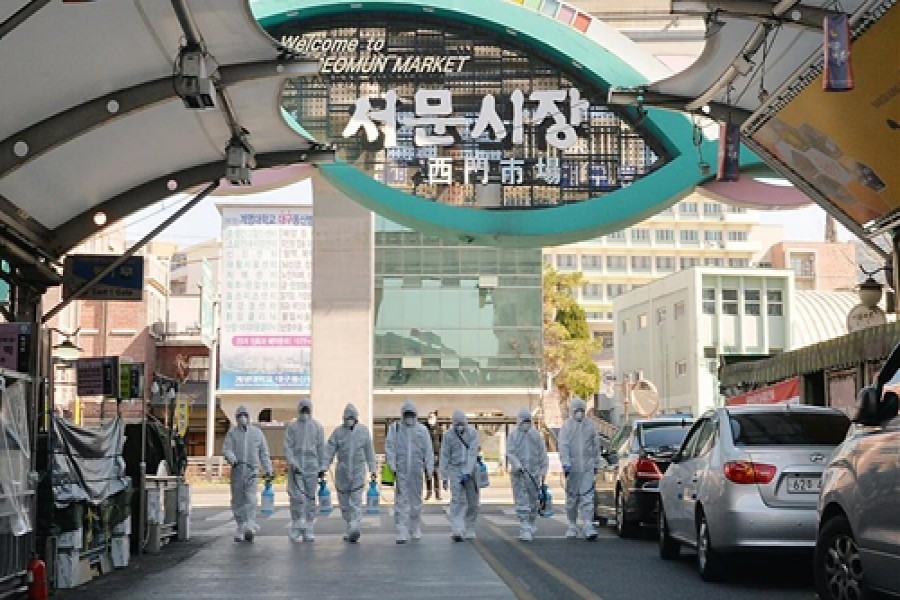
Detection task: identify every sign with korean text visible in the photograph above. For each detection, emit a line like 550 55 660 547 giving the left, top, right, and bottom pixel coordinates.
269 19 661 208
76 357 118 397
0 323 32 373
219 207 312 391
63 255 144 302
117 362 145 400
173 394 190 437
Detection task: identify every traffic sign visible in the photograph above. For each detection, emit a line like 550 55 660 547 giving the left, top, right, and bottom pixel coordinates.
63 254 144 301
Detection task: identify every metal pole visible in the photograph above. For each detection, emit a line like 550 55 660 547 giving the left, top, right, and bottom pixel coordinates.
42 180 220 324
205 304 218 476
138 386 148 556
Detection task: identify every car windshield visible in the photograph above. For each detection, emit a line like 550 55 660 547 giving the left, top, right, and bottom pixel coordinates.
729 412 850 446
641 424 691 450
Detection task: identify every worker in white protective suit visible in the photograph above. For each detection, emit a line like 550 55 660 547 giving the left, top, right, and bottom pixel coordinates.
559 398 601 541
440 409 480 542
222 405 273 542
506 407 548 542
322 403 376 543
385 400 433 544
284 398 325 542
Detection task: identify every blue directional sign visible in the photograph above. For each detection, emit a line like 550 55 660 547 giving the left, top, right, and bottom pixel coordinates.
63 255 144 301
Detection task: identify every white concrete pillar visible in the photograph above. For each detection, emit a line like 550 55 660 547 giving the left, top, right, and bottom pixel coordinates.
310 170 375 437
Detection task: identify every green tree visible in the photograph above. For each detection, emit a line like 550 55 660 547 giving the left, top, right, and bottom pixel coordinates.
542 264 601 405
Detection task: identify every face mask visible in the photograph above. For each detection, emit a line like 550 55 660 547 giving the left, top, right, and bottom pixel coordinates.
519 421 531 432
574 410 585 422
403 416 416 427
344 417 356 429
237 415 249 427
454 423 466 434
298 413 309 423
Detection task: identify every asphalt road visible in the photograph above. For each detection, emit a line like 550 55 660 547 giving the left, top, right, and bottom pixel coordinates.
56 505 817 600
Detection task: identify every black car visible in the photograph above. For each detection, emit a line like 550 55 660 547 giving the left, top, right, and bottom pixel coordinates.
595 415 693 537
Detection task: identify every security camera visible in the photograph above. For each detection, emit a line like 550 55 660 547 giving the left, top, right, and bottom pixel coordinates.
225 137 255 186
175 47 217 110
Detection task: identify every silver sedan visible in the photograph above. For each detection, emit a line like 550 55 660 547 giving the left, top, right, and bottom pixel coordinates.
657 404 851 582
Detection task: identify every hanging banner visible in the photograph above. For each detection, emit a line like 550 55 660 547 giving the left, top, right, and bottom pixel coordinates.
717 123 741 182
823 14 854 92
726 377 801 406
173 394 190 437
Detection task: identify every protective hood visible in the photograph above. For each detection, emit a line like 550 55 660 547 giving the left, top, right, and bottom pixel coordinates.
236 405 249 418
343 403 359 420
298 398 312 414
569 398 586 416
401 399 417 417
451 409 467 426
516 407 532 425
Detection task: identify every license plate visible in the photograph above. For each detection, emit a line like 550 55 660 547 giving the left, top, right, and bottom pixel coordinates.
785 476 821 494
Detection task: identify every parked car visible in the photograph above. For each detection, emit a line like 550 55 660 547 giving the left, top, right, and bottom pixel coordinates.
657 404 851 581
814 349 900 599
595 415 694 537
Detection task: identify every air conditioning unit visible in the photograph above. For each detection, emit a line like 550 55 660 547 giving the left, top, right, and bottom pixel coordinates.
150 321 165 338
478 275 499 289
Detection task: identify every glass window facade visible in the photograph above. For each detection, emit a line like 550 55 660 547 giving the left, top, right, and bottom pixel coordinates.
374 218 541 389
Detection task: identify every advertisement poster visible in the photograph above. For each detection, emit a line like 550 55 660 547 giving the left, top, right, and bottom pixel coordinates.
219 207 312 391
751 8 898 228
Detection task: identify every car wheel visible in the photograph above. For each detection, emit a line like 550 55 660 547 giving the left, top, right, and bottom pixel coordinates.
615 490 638 538
814 514 870 600
696 510 725 582
658 499 680 560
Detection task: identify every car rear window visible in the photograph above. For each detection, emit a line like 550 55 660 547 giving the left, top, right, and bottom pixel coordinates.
641 424 692 450
729 412 850 446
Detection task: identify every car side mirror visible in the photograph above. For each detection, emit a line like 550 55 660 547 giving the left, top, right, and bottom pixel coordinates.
854 386 882 426
880 391 899 421
670 451 682 463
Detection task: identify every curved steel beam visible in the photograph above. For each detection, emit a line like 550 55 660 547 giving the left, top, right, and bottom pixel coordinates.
672 1 838 29
607 89 751 123
0 0 51 42
0 59 318 180
48 148 335 257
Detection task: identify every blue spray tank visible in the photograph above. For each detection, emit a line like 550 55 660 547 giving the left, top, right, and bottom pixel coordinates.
260 480 275 517
476 455 490 488
365 474 380 515
539 481 554 518
318 477 333 516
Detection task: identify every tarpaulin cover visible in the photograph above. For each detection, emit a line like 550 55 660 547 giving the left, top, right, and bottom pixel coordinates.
52 416 130 509
0 381 31 536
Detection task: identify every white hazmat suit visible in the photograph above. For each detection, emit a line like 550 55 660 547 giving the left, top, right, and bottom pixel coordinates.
284 398 325 542
440 410 480 541
559 398 601 540
385 400 433 543
222 405 273 542
506 407 548 542
323 403 376 543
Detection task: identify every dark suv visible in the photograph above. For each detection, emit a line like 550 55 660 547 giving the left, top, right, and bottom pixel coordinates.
595 415 693 537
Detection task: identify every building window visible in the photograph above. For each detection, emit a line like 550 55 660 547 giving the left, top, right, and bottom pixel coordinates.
542 254 553 265
680 230 699 243
655 229 675 243
621 319 629 334
170 280 187 295
188 355 210 382
675 361 687 376
704 257 724 267
790 253 816 278
674 301 685 319
605 230 626 243
631 228 651 244
744 289 761 315
582 283 603 299
722 289 739 315
704 230 723 242
656 256 675 271
680 202 698 216
598 331 614 349
727 231 748 242
171 252 187 270
703 202 723 216
606 256 627 271
607 283 628 298
767 289 784 316
606 312 614 320
631 256 652 271
656 307 667 324
581 255 603 270
556 254 577 269
638 314 648 328
680 257 700 270
586 311 603 320
729 206 747 213
702 288 716 314
728 258 750 268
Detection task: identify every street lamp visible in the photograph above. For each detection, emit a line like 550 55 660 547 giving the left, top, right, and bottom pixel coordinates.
50 327 82 361
858 266 886 308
